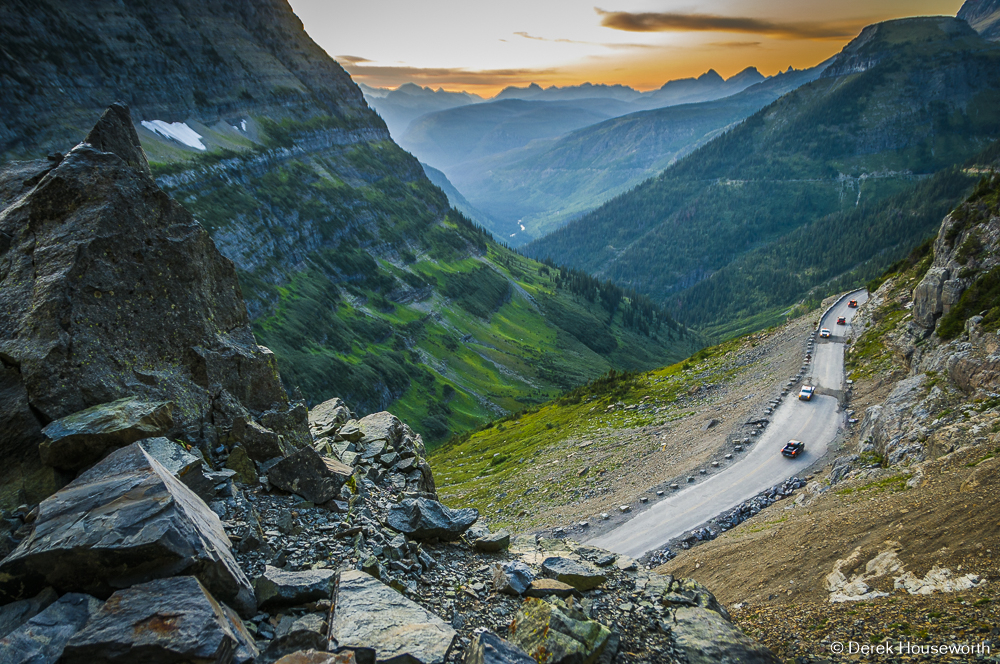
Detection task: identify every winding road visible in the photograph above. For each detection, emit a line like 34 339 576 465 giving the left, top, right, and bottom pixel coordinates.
587 290 869 558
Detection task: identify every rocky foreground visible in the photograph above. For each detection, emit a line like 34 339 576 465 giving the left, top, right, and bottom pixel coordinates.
0 106 779 663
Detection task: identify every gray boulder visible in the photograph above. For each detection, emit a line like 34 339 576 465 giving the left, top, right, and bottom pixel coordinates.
60 576 259 664
463 631 534 664
472 530 510 553
231 417 293 463
254 566 336 610
541 557 607 591
0 104 307 509
39 398 174 471
309 397 352 436
0 586 58 639
492 561 534 596
0 443 256 617
267 446 353 504
330 569 456 664
386 498 478 540
0 592 103 664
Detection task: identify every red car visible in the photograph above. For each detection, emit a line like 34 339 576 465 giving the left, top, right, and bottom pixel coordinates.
848 300 858 308
782 440 805 458
836 316 846 325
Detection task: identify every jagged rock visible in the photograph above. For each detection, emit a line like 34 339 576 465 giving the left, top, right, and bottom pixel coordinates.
0 586 58 639
226 445 259 485
386 497 478 540
274 652 357 664
541 557 607 591
0 103 307 509
138 436 215 500
507 597 611 664
258 629 329 664
525 579 579 599
463 630 534 664
232 417 293 463
0 443 256 617
39 398 174 471
254 566 336 609
268 446 353 504
357 411 404 448
309 397 352 435
913 267 950 329
330 570 456 664
473 530 510 553
492 561 534 596
672 604 779 664
0 592 103 664
60 576 259 664
337 422 364 443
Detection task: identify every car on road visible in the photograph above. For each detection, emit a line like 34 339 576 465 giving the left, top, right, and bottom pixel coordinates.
782 440 805 458
848 299 858 308
820 328 831 338
836 316 846 325
798 385 815 400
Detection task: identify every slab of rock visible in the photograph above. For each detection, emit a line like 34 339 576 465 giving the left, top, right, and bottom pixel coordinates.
386 497 478 540
0 104 307 508
492 561 534 596
541 557 607 591
309 397 352 434
0 443 256 617
0 585 58 639
254 566 336 609
268 446 353 504
330 570 456 664
275 651 357 664
0 592 103 663
473 530 510 553
39 397 173 471
357 411 404 447
337 422 364 443
138 436 215 500
60 576 259 664
525 578 579 599
508 597 611 664
672 605 780 664
232 417 293 463
463 631 534 664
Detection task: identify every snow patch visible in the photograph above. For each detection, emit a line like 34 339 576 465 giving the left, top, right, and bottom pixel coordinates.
241 119 247 132
140 120 207 151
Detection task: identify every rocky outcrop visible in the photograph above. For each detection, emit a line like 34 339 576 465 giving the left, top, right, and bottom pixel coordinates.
0 104 307 509
59 576 258 664
958 0 1000 41
0 443 256 617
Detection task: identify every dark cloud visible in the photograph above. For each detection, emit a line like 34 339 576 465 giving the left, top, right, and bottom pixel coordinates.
514 31 656 49
707 40 763 48
338 62 560 88
595 7 858 40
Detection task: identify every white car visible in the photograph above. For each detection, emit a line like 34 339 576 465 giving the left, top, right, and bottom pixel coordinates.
798 386 815 401
819 328 831 338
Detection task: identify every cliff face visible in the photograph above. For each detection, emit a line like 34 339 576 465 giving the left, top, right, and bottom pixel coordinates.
958 0 1000 41
0 0 374 156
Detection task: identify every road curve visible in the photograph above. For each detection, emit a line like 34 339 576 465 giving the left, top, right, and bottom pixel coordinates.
587 290 869 558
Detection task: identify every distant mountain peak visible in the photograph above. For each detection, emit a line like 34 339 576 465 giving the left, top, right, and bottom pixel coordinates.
698 69 725 83
726 67 765 84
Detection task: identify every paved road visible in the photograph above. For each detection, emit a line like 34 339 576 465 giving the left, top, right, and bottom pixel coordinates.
587 290 869 558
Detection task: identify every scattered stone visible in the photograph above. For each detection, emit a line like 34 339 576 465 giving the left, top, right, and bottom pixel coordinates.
463 630 534 664
493 561 535 595
0 593 103 663
39 397 173 471
226 445 259 485
508 597 612 664
526 578 579 599
60 576 258 664
330 570 456 664
594 554 616 567
386 497 478 540
274 651 357 664
268 446 352 505
0 443 256 617
541 557 607 591
473 530 511 552
618 505 630 513
254 566 336 610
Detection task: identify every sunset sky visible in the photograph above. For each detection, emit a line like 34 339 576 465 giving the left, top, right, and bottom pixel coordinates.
288 0 966 96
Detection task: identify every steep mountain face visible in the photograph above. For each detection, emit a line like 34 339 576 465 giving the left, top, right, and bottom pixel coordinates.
959 0 1000 40
451 65 826 243
0 0 695 443
362 83 483 138
527 17 1000 331
0 105 308 509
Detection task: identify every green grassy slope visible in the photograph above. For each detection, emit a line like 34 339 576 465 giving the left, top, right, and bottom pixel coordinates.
525 17 1000 331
